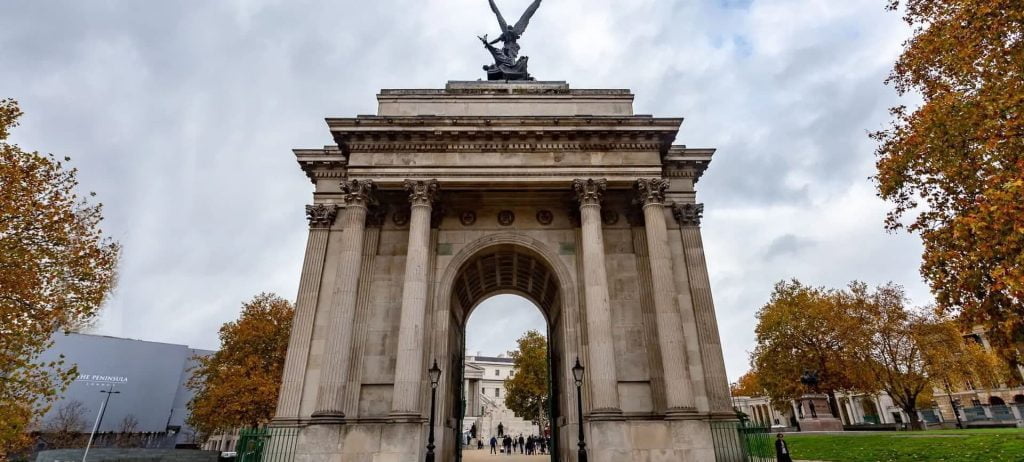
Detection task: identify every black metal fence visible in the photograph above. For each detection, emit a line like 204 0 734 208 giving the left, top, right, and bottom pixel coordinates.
710 421 774 462
236 427 298 462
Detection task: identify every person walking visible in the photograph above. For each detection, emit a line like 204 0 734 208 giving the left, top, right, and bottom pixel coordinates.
775 433 793 462
518 435 525 454
490 436 498 454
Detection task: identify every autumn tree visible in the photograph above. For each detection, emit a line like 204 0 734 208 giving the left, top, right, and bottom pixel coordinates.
751 280 868 416
873 1 1024 360
187 293 293 436
503 330 549 436
0 98 120 457
730 370 765 398
846 282 1008 430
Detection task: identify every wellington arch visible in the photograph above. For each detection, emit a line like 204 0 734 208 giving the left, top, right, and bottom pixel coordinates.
273 80 734 461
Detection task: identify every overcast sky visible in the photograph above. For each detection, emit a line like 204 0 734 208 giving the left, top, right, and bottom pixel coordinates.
1 0 928 382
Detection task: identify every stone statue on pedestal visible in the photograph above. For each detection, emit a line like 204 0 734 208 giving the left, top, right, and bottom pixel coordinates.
478 0 542 81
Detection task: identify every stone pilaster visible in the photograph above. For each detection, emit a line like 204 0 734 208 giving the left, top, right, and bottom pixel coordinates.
391 179 440 419
572 178 622 417
635 179 696 417
311 179 376 424
673 203 732 415
275 204 338 423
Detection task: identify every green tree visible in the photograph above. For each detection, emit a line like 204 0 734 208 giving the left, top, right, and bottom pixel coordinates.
873 0 1024 360
0 98 120 457
186 293 293 436
503 330 549 435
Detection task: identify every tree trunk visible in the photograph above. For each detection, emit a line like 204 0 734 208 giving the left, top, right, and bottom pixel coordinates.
903 404 924 430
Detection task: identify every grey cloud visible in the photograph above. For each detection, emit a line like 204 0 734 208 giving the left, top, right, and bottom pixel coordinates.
1 0 929 381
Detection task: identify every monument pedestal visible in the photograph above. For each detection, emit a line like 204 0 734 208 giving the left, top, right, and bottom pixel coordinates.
796 394 844 432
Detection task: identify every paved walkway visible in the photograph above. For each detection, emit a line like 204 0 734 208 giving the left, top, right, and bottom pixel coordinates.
462 449 551 461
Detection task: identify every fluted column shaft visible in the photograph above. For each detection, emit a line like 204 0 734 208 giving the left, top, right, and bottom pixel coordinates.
674 203 732 415
312 180 375 423
391 179 440 418
275 204 338 422
636 179 696 416
573 178 621 416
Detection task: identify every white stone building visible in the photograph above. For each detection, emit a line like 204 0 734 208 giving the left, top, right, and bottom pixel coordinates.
462 355 537 442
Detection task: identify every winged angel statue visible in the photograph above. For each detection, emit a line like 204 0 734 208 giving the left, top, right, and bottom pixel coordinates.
478 0 542 80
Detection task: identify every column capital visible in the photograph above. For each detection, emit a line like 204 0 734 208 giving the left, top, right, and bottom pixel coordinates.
672 203 704 227
305 204 340 229
572 178 607 206
404 179 440 207
342 179 376 208
634 178 668 207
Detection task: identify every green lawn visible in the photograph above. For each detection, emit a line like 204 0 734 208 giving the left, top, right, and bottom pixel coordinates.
783 428 1024 462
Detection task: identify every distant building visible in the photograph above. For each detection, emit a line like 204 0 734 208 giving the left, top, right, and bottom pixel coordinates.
36 332 213 445
734 327 1024 430
462 355 536 441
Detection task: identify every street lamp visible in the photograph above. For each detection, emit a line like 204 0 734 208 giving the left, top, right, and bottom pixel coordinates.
425 359 441 462
82 386 120 462
572 357 588 462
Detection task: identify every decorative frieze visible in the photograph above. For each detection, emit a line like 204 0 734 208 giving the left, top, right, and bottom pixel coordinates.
673 203 704 227
305 204 339 229
460 211 477 226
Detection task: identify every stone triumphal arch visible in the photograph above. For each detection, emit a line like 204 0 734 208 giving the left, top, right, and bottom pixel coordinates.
274 81 733 461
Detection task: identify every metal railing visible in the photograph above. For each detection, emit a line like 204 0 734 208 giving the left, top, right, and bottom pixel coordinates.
236 427 298 462
710 421 774 462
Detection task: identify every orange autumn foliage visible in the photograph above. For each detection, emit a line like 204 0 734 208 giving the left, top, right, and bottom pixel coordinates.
873 1 1024 360
186 293 293 436
1 98 120 458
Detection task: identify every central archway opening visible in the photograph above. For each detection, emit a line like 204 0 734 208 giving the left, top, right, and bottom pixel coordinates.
440 244 567 462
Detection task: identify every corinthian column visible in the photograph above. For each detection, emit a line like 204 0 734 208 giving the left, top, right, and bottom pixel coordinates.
673 203 732 415
635 179 696 417
391 179 440 419
572 178 622 417
275 204 338 423
311 179 375 424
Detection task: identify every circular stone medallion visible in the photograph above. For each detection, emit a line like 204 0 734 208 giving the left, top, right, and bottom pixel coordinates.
536 210 554 225
601 210 620 225
460 211 477 226
392 210 410 226
498 210 515 226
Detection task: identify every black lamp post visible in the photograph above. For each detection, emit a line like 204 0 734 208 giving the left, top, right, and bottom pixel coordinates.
572 357 588 462
425 359 441 462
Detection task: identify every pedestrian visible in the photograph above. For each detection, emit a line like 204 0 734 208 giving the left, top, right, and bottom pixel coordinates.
518 435 524 454
490 436 497 454
775 433 793 462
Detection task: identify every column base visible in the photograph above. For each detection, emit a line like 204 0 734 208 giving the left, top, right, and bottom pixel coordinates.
389 411 426 423
588 407 625 421
664 407 700 420
270 417 304 428
309 411 347 425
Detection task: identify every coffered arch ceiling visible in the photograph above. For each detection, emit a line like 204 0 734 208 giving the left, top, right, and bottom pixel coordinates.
452 244 561 324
